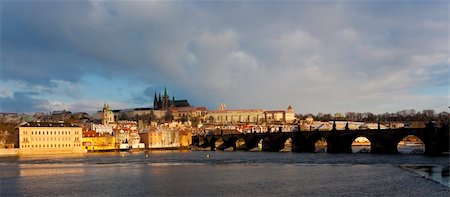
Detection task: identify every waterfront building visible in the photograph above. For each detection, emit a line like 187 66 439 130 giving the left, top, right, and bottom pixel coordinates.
82 135 116 151
139 125 192 149
18 122 83 155
113 121 144 149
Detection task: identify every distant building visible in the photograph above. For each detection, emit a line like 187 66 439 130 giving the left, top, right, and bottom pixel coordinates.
170 106 208 121
206 108 265 124
51 110 72 121
205 104 296 124
102 103 115 125
18 122 83 155
153 88 190 110
264 105 296 124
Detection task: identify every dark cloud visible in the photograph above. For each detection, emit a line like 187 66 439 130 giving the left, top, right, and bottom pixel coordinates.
0 92 51 113
1 1 448 113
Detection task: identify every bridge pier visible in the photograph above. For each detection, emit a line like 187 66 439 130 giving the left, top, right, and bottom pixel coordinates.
371 140 398 154
423 122 447 156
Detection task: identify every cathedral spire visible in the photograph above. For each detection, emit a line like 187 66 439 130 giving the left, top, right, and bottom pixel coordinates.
164 87 168 97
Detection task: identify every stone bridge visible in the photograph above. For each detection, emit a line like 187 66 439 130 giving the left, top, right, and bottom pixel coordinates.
191 122 449 156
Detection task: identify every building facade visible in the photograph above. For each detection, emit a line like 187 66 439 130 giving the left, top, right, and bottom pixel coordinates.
206 109 265 124
265 105 296 124
170 106 208 121
205 104 296 125
139 128 192 149
18 122 83 155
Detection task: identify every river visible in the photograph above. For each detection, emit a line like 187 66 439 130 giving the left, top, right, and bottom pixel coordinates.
1 151 449 196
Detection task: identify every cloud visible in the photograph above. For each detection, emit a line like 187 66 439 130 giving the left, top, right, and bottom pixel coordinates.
0 92 51 113
1 1 448 114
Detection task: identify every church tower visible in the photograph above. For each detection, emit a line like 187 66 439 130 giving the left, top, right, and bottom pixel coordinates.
162 87 169 110
153 93 158 110
102 103 114 125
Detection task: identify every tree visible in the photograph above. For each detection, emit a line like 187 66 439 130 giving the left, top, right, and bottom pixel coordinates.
164 111 174 121
149 110 157 122
208 116 214 123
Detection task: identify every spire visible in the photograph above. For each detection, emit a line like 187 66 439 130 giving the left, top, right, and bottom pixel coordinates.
172 91 175 101
164 87 168 97
154 92 158 109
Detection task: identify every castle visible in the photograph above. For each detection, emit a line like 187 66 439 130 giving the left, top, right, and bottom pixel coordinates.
153 88 190 110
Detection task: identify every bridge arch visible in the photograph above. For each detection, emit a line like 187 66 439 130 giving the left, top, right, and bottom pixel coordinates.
218 136 241 151
235 138 246 150
244 135 263 151
345 134 373 153
396 134 425 154
280 137 293 152
314 136 328 153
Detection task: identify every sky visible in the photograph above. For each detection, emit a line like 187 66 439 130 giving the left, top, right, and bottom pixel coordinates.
0 1 448 114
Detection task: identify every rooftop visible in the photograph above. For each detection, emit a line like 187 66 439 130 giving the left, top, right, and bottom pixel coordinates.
19 122 81 127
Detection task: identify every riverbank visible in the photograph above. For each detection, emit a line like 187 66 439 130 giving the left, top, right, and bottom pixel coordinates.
0 148 19 156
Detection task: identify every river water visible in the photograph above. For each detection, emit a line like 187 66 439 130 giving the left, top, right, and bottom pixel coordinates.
1 151 449 196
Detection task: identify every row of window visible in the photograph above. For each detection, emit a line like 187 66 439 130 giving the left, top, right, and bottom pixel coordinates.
21 143 81 148
24 130 80 135
24 137 73 142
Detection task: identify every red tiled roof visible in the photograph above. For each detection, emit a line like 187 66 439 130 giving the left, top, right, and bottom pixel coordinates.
265 110 286 113
194 107 208 111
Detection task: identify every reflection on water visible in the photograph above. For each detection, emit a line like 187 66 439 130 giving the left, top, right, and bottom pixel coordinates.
352 145 371 153
403 165 450 188
18 164 85 177
1 151 449 196
398 145 425 155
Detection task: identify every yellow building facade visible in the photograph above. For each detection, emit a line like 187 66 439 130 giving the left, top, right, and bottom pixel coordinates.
82 136 116 151
140 128 192 149
206 109 265 124
18 122 83 155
